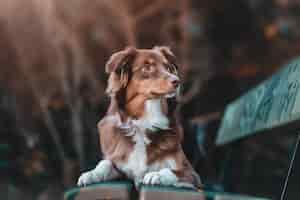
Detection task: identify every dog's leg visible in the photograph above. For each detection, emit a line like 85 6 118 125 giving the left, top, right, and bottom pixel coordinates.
77 160 121 186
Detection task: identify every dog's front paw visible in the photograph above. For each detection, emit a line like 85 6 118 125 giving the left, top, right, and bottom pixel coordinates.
77 160 113 186
143 168 178 186
77 171 95 186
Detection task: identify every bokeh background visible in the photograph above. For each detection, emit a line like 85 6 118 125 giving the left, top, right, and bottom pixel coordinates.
1 0 300 199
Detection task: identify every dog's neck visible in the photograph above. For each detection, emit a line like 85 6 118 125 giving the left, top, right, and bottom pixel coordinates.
125 95 147 118
125 96 169 131
141 99 170 131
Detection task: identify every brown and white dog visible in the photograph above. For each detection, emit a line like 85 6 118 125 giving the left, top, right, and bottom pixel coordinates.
77 46 201 189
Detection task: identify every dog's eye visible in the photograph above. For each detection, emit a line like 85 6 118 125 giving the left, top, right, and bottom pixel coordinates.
141 65 155 73
167 65 174 73
167 64 178 75
167 65 172 72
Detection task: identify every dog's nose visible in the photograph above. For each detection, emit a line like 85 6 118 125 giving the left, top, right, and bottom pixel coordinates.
171 79 180 88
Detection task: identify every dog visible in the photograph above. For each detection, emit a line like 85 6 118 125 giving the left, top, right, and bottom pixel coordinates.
77 46 202 189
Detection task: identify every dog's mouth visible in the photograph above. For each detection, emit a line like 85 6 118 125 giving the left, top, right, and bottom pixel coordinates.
165 92 176 98
150 91 177 98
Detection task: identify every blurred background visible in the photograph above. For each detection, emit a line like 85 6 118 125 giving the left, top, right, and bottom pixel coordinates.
1 0 300 199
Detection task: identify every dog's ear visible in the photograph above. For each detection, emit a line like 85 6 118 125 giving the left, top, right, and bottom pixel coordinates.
154 46 179 72
105 47 137 74
154 46 174 57
105 47 137 96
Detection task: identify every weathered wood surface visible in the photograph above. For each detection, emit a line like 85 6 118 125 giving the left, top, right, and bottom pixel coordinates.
64 181 133 200
217 58 300 145
139 186 205 200
64 183 205 200
213 193 270 200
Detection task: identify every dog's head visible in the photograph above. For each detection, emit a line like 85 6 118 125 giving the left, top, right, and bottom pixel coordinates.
105 46 180 103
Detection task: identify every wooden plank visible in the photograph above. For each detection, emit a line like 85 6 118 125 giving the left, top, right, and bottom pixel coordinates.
64 181 133 200
216 58 300 145
213 193 270 200
139 185 205 200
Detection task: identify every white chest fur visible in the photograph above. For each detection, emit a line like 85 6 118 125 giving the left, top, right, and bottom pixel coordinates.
133 98 170 132
117 99 176 181
119 132 148 179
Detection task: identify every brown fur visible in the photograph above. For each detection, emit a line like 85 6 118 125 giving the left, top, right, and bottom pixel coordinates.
99 46 201 187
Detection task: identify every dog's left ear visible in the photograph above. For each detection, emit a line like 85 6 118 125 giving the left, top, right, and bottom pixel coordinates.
105 47 137 96
154 46 179 71
105 47 137 74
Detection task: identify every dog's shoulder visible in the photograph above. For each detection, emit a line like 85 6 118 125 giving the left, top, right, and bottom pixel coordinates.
97 113 134 158
97 113 123 131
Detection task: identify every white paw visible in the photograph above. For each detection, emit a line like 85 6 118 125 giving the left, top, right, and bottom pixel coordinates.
143 168 178 186
77 160 113 186
143 171 161 185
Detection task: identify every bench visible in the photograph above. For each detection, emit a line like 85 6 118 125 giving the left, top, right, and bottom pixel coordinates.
64 181 134 200
64 181 205 200
211 57 300 200
217 58 300 146
64 57 300 199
